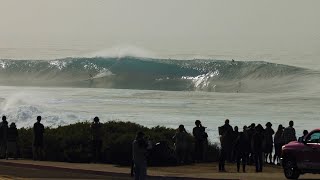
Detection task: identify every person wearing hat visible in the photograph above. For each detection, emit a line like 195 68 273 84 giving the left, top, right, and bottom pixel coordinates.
264 122 274 164
6 122 18 159
91 116 102 163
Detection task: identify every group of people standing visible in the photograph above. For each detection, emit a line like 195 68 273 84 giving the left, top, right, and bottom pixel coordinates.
0 115 44 160
218 119 299 173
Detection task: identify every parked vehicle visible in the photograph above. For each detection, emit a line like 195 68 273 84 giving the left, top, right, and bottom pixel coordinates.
281 129 320 179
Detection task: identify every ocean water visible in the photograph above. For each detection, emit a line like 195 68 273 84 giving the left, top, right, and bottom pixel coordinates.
1 55 320 143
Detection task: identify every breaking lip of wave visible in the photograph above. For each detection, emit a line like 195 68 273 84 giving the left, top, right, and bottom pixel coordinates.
0 56 319 93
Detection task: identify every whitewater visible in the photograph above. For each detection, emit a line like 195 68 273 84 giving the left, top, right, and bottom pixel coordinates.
1 55 320 143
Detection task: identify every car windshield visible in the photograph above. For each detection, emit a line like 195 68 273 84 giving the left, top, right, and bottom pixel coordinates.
306 131 320 143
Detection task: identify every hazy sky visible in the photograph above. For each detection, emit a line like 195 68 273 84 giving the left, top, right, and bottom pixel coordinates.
0 0 319 67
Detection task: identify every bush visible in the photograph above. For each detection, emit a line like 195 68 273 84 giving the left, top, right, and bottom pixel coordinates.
17 121 220 165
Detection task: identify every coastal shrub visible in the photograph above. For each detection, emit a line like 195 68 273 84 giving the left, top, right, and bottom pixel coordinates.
17 121 220 165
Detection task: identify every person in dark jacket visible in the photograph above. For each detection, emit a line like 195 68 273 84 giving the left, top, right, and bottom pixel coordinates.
132 131 148 180
33 116 44 160
252 124 264 172
218 119 233 172
231 126 239 162
298 130 308 142
247 123 255 164
0 116 8 159
193 120 207 162
273 124 284 165
234 126 250 172
91 116 103 163
6 123 18 159
264 122 274 164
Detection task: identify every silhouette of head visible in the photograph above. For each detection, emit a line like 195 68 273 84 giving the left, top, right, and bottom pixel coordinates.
278 124 283 131
37 116 41 122
225 119 229 125
195 120 201 126
93 116 99 123
178 124 185 132
2 116 6 121
266 122 272 127
10 122 16 128
256 124 263 132
289 120 294 127
250 123 255 128
303 130 308 136
136 131 145 140
234 126 238 132
243 125 247 131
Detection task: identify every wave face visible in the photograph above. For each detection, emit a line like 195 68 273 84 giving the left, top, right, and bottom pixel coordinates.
0 57 317 92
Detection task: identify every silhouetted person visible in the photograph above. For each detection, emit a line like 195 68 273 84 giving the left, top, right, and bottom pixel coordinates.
247 123 255 164
282 120 297 144
298 130 309 142
273 124 284 165
264 122 274 164
218 119 233 172
193 120 207 162
132 131 148 180
234 126 250 172
91 116 102 163
252 124 264 172
33 116 44 160
0 116 8 159
231 126 239 162
6 122 18 159
173 125 188 164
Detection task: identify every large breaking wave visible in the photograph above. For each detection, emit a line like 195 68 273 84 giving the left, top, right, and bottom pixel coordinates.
0 57 318 93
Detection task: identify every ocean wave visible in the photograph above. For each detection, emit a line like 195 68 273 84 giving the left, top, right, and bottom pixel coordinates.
0 56 316 92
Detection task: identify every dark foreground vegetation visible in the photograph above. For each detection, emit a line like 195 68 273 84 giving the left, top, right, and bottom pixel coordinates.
17 121 219 166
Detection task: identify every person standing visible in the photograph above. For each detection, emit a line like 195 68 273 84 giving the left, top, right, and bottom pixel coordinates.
234 126 250 172
193 120 207 162
91 116 103 163
33 116 44 160
173 125 188 164
6 122 18 159
264 122 274 164
0 116 8 159
273 124 284 165
252 124 264 172
282 120 297 145
218 119 233 172
132 131 148 180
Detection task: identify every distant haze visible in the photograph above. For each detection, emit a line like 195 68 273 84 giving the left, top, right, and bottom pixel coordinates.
0 0 319 69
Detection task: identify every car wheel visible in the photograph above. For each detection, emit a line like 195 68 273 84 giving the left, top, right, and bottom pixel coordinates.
284 158 300 179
